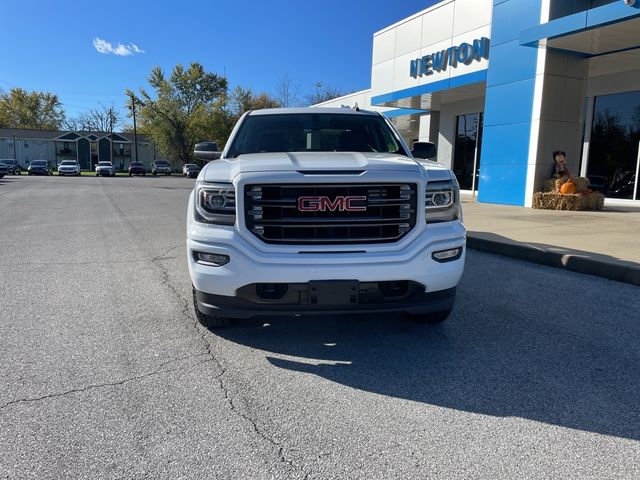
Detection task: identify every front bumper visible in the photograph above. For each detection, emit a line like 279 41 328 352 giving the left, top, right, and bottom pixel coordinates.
195 283 456 319
188 218 465 305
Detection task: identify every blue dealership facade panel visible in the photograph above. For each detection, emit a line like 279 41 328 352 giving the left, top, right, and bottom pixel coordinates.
477 0 543 206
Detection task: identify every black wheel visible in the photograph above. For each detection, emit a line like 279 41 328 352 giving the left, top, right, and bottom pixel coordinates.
408 309 452 324
152 172 157 176
192 287 231 328
128 173 132 176
143 172 146 176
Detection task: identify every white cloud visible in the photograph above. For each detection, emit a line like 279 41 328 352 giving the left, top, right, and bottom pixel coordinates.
93 37 145 56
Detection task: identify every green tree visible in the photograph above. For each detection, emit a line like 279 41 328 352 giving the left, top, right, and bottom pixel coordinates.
126 63 228 165
228 86 280 116
0 88 65 129
204 86 281 153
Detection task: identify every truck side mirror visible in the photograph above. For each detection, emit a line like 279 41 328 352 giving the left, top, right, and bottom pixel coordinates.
194 141 222 161
411 142 437 160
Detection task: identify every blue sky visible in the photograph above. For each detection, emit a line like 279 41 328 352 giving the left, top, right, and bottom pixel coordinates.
0 0 438 123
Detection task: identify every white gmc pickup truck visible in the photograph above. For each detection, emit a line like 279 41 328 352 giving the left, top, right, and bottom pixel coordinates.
187 108 466 328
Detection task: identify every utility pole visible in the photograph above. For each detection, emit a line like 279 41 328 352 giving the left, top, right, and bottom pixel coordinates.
129 93 139 163
109 106 114 168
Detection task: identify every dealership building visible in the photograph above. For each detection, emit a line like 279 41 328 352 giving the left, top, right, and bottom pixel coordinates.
315 0 640 206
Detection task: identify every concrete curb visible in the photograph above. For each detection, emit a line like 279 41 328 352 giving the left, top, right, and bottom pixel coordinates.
467 235 640 287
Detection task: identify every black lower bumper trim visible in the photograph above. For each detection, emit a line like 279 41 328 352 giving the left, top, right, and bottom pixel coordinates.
195 283 456 319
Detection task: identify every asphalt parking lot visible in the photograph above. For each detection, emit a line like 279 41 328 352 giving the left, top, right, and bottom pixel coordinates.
1 175 639 479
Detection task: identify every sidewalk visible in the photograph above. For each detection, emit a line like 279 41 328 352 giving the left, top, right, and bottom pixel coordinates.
461 195 640 286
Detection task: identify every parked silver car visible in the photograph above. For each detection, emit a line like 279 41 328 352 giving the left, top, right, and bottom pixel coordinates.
95 161 115 177
152 160 172 175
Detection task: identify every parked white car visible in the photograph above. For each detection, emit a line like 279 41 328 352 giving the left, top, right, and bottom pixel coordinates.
183 163 198 175
95 161 115 177
183 163 201 178
57 160 80 176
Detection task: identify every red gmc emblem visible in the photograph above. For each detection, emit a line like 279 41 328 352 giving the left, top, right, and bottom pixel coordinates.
298 195 367 212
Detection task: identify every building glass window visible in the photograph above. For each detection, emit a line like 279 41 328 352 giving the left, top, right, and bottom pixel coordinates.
453 113 483 191
550 0 617 20
587 90 640 200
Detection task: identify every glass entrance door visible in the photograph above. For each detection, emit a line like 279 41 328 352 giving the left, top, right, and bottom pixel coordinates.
587 91 640 200
453 113 483 191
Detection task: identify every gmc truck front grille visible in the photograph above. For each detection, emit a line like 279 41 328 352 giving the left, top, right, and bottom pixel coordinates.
244 183 417 244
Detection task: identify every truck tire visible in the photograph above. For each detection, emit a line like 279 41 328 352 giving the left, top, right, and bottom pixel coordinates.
408 309 452 324
192 287 231 328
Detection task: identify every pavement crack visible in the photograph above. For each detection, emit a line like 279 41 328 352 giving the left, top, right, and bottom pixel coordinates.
149 254 310 478
152 244 183 261
208 352 307 476
0 359 213 412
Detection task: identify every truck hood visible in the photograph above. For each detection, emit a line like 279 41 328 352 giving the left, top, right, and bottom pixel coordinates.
203 152 449 181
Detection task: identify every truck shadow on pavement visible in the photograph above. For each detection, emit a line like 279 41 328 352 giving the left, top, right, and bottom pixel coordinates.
213 253 640 441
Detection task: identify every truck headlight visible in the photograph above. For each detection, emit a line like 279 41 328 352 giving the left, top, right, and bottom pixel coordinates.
425 179 460 223
195 182 236 225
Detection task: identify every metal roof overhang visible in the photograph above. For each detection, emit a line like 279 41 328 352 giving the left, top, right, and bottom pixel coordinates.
520 2 640 58
371 70 487 112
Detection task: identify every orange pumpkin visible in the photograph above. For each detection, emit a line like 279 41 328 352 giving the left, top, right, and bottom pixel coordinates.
560 179 576 195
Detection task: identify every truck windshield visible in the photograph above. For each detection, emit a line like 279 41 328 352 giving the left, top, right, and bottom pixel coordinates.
227 113 407 157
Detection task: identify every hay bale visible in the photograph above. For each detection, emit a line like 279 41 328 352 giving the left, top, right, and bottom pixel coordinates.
532 191 605 211
542 179 556 192
573 177 590 192
544 176 590 193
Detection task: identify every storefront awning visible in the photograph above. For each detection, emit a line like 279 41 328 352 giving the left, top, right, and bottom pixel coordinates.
520 2 640 57
371 70 486 111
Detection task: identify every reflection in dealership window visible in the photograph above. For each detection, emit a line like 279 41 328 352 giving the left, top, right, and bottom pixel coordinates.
587 91 640 200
